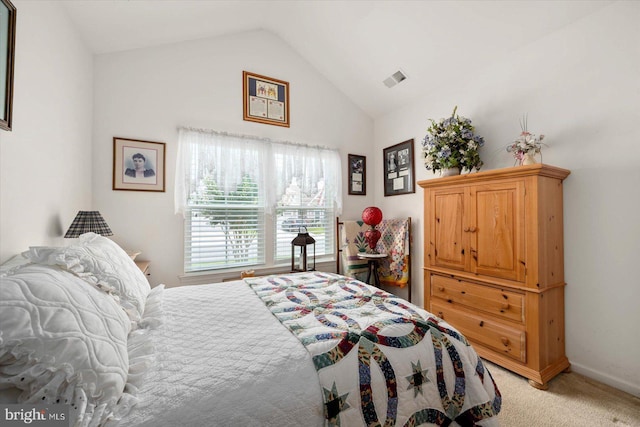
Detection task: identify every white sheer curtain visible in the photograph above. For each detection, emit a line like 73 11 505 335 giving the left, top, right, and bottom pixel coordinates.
269 142 342 212
175 127 342 215
175 128 267 215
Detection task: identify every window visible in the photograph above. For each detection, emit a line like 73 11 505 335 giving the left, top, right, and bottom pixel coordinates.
176 128 342 273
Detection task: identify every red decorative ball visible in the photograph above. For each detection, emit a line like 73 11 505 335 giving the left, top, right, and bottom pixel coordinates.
362 207 383 226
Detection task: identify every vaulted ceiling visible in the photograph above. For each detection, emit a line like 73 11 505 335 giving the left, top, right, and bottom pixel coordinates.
60 0 613 118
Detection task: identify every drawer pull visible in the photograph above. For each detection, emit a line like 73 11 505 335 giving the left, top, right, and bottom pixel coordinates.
438 287 445 292
479 321 484 327
501 337 510 346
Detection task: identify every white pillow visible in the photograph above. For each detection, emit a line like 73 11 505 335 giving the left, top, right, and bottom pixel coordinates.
0 263 131 426
26 233 150 324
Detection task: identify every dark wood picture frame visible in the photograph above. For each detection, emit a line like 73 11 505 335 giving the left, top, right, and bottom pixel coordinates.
242 71 290 127
113 137 166 192
383 139 415 197
348 154 366 195
0 0 16 131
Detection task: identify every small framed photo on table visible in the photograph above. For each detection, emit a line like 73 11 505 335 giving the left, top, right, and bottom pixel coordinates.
348 154 366 195
113 137 166 192
383 139 415 197
243 71 290 127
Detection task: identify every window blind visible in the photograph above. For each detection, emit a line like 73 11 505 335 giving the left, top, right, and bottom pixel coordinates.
176 127 341 273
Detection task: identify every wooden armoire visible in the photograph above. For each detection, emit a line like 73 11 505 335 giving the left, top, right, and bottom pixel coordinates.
418 164 571 389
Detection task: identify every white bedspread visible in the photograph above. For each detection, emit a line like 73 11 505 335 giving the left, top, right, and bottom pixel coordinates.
114 281 324 427
114 275 500 427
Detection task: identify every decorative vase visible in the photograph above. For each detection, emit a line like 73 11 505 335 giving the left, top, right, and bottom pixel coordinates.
364 227 381 251
521 153 536 166
440 167 460 177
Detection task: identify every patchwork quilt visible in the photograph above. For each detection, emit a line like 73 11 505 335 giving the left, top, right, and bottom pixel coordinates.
246 272 501 427
339 220 410 288
375 219 410 288
339 220 370 280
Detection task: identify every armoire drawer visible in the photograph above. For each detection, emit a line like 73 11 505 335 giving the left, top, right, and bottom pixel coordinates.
431 300 526 363
431 275 524 323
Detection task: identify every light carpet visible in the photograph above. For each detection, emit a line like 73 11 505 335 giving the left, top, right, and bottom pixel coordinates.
486 361 640 426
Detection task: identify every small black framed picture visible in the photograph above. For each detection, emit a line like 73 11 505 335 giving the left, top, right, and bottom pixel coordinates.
383 139 415 197
348 154 366 195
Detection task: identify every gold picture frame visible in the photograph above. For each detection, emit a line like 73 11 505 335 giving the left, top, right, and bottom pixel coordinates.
243 71 290 127
113 137 166 192
0 0 16 131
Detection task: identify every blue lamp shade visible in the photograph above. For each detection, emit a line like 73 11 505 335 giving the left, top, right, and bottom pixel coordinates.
64 211 113 238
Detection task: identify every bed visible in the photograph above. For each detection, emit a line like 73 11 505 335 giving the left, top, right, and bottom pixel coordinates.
0 233 501 427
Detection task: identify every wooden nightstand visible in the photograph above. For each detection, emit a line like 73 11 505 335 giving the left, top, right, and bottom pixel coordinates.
135 260 151 276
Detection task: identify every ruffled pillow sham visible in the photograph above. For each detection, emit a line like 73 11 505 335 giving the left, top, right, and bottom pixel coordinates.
0 253 31 277
25 233 151 325
0 263 131 426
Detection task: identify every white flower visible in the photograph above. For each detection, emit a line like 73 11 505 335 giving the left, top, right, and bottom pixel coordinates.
506 115 547 162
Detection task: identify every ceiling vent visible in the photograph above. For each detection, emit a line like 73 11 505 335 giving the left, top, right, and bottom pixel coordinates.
383 70 408 88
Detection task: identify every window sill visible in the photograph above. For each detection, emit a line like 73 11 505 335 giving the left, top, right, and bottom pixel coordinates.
177 259 336 287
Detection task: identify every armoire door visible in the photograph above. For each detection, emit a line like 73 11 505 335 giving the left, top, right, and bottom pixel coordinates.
468 180 526 282
429 187 468 271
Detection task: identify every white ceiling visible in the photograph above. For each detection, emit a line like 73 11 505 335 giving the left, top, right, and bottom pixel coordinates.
60 0 614 118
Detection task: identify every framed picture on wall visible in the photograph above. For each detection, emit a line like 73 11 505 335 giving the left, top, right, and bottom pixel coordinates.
113 137 166 192
0 0 16 131
348 154 366 195
383 139 415 197
242 71 290 127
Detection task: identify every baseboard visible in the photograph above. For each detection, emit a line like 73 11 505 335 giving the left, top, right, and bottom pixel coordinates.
570 361 640 398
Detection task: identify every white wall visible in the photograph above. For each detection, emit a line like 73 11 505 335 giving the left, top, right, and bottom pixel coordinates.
0 1 93 261
4 0 636 398
374 2 640 396
92 30 373 287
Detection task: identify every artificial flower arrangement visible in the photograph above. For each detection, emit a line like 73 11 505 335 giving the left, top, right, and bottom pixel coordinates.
422 106 485 173
506 115 546 164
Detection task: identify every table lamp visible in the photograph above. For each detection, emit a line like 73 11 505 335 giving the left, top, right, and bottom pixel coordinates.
64 211 113 238
362 206 383 252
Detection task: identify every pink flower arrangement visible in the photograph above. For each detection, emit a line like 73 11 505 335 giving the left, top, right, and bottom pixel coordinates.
506 115 546 163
